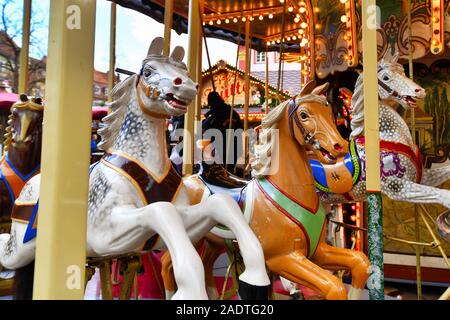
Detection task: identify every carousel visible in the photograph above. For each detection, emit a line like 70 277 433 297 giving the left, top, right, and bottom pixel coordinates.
0 0 448 301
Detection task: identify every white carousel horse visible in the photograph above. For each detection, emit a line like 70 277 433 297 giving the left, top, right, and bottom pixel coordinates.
0 37 269 300
311 50 450 209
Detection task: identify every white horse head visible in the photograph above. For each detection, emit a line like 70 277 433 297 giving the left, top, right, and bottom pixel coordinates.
138 37 199 117
377 50 426 109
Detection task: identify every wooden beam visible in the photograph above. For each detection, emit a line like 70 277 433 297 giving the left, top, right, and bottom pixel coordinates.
33 0 96 299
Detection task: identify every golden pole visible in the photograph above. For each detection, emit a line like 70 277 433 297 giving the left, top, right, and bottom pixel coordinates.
244 19 251 162
108 0 116 102
18 0 31 94
195 0 204 125
406 0 422 300
163 0 173 56
183 0 200 175
33 0 96 299
265 44 269 114
362 0 384 300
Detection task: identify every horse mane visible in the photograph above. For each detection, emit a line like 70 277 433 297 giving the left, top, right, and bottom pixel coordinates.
97 74 138 151
251 94 327 178
350 73 365 138
350 54 405 139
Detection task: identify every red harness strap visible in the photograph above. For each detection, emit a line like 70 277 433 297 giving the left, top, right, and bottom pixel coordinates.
357 137 423 183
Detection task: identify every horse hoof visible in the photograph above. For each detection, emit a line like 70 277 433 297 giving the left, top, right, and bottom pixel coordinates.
238 280 270 300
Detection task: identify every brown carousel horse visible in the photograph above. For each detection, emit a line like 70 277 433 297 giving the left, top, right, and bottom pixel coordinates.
161 81 371 300
0 95 43 233
0 95 43 298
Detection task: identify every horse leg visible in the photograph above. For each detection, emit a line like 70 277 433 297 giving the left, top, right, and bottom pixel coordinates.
161 251 177 299
421 165 450 187
181 193 270 299
90 202 207 300
161 236 225 300
383 176 450 209
311 242 370 300
266 252 347 300
202 236 226 299
0 222 36 271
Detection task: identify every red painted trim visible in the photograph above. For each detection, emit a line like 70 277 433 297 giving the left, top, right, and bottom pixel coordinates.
384 264 450 283
255 180 312 257
266 176 320 214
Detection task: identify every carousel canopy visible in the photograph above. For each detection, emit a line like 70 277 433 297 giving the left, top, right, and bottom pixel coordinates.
108 0 312 52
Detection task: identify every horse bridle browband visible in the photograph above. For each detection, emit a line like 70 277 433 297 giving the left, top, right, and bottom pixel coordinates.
377 66 399 98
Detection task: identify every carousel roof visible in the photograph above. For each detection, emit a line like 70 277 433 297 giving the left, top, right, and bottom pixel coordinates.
109 0 313 52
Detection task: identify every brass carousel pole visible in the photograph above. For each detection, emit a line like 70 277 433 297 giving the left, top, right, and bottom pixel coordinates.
163 0 174 56
406 0 422 301
362 0 384 300
265 43 269 114
18 0 31 94
33 0 96 299
243 19 251 163
108 0 116 102
195 1 204 137
183 0 201 175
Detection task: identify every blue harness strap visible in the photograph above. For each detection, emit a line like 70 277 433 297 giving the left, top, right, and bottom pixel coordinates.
21 161 100 244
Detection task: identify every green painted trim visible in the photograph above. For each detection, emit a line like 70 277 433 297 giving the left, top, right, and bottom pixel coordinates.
257 178 325 257
314 139 360 193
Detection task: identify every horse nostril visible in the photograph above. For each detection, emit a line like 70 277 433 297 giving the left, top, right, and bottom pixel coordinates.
173 78 183 86
415 89 422 93
333 143 342 151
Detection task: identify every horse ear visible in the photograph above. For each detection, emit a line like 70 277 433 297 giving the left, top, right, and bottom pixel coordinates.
147 37 164 56
391 51 399 63
170 46 185 62
312 82 330 96
299 80 317 97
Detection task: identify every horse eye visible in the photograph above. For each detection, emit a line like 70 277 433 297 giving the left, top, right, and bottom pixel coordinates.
144 69 152 77
300 111 309 120
383 75 390 81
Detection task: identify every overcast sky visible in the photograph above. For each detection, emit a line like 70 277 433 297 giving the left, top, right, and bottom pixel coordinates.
2 0 239 73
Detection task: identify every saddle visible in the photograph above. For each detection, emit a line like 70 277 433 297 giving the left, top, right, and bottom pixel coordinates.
198 162 249 204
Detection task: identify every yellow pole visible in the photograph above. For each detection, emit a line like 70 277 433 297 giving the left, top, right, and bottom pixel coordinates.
244 20 251 162
362 0 384 300
163 0 173 56
183 0 200 175
33 0 96 299
265 44 269 114
18 0 31 94
406 0 421 300
195 0 204 125
108 0 116 102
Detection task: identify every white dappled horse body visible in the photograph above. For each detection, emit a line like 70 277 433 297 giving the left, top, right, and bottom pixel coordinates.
0 37 269 300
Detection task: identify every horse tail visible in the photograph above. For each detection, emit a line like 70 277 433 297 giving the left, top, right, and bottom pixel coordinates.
13 260 34 300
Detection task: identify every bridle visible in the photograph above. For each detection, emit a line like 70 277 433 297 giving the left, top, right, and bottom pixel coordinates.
288 100 315 144
136 76 169 119
377 66 400 98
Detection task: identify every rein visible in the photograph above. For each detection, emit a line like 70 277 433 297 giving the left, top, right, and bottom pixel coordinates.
136 76 169 119
378 66 399 98
288 100 315 144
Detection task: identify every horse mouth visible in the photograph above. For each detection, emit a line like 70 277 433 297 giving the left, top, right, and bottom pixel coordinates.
403 96 418 108
320 147 337 162
165 93 188 111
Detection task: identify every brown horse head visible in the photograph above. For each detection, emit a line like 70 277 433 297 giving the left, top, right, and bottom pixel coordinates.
5 95 44 154
289 81 348 164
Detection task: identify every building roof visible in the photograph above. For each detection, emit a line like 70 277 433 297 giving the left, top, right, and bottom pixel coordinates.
251 70 301 97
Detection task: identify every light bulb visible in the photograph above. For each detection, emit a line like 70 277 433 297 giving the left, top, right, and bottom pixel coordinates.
268 13 274 19
259 15 264 20
341 15 348 23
